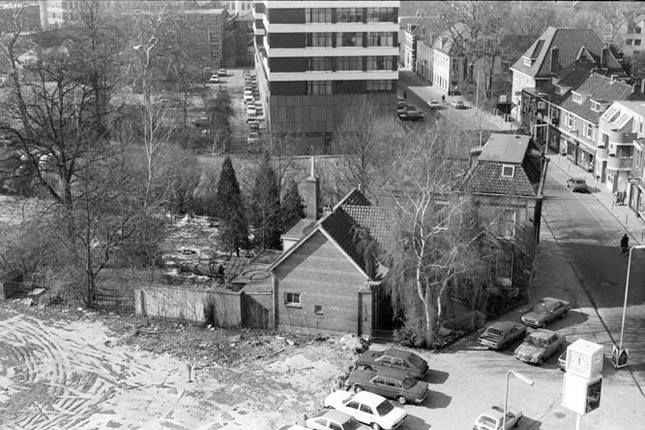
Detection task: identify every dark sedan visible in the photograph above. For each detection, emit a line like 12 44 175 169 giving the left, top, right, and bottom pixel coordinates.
346 368 429 405
478 321 527 350
521 297 572 328
357 348 428 379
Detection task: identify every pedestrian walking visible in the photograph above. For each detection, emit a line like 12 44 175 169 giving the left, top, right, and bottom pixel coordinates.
403 91 407 100
441 94 446 104
621 233 629 254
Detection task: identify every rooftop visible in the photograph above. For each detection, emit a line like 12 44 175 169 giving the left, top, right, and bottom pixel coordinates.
479 134 531 164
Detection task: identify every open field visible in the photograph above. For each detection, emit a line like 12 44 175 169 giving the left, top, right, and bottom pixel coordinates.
0 303 356 430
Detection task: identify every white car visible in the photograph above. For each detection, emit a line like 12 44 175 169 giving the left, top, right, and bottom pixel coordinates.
306 409 370 430
323 390 407 430
277 425 308 430
427 99 441 109
473 405 523 430
209 74 220 84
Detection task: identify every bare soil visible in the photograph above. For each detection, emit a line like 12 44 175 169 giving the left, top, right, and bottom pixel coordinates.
0 301 356 430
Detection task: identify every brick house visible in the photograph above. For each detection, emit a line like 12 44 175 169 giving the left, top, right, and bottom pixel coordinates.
265 158 390 337
463 133 548 297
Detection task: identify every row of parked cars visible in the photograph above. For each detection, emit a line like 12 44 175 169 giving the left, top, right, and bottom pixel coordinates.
279 348 429 430
244 71 265 148
279 296 573 430
479 296 572 366
396 96 424 122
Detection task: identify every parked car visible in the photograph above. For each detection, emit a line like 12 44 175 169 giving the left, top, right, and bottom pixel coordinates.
323 390 407 430
478 321 527 350
558 349 567 371
346 368 429 405
514 329 566 365
566 177 590 193
450 100 466 109
427 99 441 109
277 425 309 430
473 405 523 430
521 297 572 328
397 107 424 121
217 68 227 77
357 348 428 379
209 74 220 84
305 409 371 430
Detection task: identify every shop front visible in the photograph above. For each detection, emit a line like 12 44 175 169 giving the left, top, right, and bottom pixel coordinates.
564 136 594 172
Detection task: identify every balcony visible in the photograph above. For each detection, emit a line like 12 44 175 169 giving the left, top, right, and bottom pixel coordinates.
596 147 608 161
606 155 633 171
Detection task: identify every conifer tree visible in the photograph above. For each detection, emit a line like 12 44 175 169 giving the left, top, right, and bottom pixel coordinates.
281 179 305 230
249 153 282 249
215 156 248 256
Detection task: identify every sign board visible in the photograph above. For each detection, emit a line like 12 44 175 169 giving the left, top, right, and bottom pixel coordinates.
562 373 602 415
566 339 604 378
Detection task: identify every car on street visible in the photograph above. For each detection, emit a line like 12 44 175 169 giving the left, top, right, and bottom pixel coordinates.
397 106 424 121
323 390 407 430
209 74 220 84
521 297 572 328
478 321 527 350
217 68 227 77
346 368 429 405
427 99 441 109
514 329 566 365
357 348 428 379
277 425 309 430
566 177 590 193
450 100 466 109
305 409 371 430
473 405 523 430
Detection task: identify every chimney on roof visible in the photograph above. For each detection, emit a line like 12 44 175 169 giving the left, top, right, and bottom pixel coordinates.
550 47 559 75
601 45 609 67
303 156 320 220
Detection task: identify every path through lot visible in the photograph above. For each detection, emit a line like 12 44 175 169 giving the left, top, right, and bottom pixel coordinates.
0 307 353 429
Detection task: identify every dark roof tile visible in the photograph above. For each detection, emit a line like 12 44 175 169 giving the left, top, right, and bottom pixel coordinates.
466 162 537 197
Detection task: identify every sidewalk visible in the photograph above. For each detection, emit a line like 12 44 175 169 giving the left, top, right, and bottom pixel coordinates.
547 152 645 245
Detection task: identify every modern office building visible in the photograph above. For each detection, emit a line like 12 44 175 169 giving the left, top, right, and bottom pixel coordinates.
253 0 400 154
221 0 253 15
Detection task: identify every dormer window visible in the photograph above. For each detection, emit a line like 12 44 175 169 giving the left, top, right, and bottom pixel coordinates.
523 56 532 67
555 85 568 96
572 92 585 104
502 165 515 178
591 100 608 113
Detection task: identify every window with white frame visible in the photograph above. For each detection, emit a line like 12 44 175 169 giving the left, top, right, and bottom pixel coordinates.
501 164 515 178
284 292 301 307
495 251 513 280
585 122 593 140
572 92 585 104
566 112 574 128
523 56 532 66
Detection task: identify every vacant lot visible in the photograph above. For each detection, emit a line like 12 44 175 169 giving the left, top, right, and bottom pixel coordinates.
0 303 355 430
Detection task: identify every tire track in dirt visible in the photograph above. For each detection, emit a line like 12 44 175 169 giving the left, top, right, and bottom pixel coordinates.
0 314 156 430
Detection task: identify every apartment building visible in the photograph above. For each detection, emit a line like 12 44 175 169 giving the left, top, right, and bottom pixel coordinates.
618 14 645 57
253 0 400 155
221 0 253 15
598 100 645 196
432 24 466 96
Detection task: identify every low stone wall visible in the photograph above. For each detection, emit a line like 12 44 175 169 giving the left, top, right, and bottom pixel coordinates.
134 285 242 327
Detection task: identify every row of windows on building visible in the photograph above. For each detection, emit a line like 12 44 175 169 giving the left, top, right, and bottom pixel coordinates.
626 39 642 46
306 56 395 72
306 79 394 95
305 7 396 24
306 32 395 48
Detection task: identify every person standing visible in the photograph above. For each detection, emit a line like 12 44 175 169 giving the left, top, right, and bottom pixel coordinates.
621 234 629 254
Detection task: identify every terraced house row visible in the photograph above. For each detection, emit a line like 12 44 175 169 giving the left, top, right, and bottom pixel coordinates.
515 27 645 212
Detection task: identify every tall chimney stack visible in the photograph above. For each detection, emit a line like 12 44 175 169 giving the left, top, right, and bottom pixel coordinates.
303 156 320 220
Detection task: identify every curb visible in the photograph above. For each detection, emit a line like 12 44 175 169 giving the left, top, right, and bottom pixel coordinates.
548 156 645 244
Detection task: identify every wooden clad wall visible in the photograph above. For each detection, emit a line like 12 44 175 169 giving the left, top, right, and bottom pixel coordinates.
274 231 370 335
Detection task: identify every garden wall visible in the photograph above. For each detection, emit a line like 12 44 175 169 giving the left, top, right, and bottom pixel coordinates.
134 285 242 327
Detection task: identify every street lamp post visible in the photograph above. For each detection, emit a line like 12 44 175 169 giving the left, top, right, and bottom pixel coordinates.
503 370 534 430
619 245 645 350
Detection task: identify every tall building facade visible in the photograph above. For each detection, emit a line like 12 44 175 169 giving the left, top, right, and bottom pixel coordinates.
253 0 400 154
221 0 253 15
